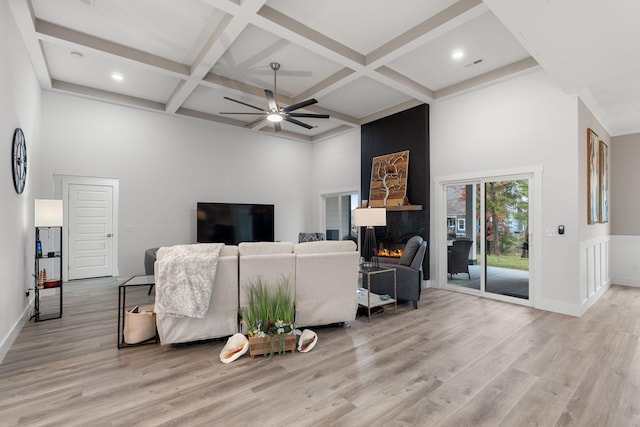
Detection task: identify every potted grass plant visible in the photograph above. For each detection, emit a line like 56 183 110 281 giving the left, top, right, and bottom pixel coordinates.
241 276 298 359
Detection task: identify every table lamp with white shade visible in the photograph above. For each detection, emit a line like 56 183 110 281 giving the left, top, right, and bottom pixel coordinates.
355 207 386 268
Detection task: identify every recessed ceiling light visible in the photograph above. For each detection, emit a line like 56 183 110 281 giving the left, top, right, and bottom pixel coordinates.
111 73 123 82
452 49 465 60
70 51 84 60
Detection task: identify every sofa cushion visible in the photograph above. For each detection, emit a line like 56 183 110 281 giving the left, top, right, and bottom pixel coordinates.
220 245 238 257
238 242 293 256
399 235 424 266
294 240 356 254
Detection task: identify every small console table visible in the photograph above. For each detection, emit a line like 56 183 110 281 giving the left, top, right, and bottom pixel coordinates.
117 275 157 348
358 265 397 321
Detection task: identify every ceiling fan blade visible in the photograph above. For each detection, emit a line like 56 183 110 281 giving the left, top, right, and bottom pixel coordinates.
283 98 317 113
274 122 282 132
223 96 265 112
265 89 278 112
285 117 313 129
287 113 330 119
245 117 266 128
220 112 267 115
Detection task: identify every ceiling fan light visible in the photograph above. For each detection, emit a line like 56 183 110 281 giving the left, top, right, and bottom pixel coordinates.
267 113 283 122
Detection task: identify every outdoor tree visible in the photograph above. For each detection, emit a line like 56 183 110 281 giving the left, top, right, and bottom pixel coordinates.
485 180 529 256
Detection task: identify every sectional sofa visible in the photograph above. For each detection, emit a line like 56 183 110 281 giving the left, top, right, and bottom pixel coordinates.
155 240 360 345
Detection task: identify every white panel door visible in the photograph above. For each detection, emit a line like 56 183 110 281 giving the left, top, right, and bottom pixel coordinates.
68 184 114 280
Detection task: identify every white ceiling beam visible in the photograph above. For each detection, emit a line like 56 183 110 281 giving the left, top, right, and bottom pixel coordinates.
310 125 358 143
13 0 548 142
434 56 539 100
166 0 268 113
8 0 51 88
253 6 366 70
202 72 360 126
360 99 425 125
51 80 165 111
375 67 435 102
251 0 488 107
294 68 357 101
35 20 190 78
366 0 487 68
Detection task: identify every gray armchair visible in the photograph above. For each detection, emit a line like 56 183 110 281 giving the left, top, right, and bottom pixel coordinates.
368 236 427 309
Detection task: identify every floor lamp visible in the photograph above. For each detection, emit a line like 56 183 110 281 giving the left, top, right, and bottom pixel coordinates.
355 207 386 268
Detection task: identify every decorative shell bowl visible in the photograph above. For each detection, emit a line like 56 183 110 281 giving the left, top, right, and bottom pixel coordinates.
220 333 249 363
297 329 318 353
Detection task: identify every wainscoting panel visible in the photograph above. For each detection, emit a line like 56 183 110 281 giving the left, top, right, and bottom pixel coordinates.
612 235 640 287
580 236 611 315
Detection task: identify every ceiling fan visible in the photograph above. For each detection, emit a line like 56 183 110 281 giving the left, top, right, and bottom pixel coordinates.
220 62 329 132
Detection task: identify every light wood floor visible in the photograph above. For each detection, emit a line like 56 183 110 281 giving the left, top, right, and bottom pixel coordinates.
1 280 639 426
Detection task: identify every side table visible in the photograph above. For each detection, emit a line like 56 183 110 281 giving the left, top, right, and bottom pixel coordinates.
118 275 157 348
358 265 397 321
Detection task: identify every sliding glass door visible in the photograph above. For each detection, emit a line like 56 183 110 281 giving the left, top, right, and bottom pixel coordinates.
446 183 481 290
484 179 529 299
445 177 530 301
323 192 358 241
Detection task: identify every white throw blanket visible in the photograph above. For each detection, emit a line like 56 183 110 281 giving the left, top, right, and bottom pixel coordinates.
154 243 223 318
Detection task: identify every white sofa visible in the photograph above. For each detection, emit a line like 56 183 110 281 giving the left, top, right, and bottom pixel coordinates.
154 240 359 345
238 241 296 309
294 240 360 327
155 245 239 345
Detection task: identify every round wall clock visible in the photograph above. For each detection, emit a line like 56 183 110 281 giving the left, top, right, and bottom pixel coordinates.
11 128 27 194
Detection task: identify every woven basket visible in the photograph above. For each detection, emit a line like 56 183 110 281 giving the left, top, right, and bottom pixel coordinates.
123 305 156 344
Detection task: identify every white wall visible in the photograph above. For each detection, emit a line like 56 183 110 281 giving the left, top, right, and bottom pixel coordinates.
310 128 361 227
610 133 640 235
40 91 314 278
610 132 640 287
578 99 611 240
0 0 45 361
430 70 584 314
576 100 612 310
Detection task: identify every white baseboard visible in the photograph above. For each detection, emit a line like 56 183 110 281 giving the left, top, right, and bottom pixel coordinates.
0 303 30 364
580 280 611 315
612 279 640 287
536 299 581 317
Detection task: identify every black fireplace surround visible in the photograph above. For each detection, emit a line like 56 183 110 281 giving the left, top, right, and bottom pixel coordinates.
375 210 426 252
361 104 430 277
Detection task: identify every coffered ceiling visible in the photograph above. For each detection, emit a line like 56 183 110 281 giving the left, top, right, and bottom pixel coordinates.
9 0 639 142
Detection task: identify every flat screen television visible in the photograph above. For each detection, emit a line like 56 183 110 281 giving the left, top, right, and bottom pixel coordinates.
197 202 274 245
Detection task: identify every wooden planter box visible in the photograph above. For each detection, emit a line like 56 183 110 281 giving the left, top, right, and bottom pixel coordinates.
248 334 296 358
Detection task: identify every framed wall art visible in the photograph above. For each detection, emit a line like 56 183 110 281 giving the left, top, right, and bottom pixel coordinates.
369 150 409 207
587 128 599 224
599 140 609 223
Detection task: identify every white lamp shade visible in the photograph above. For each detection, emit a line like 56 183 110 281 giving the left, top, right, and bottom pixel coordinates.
354 207 386 227
35 199 63 227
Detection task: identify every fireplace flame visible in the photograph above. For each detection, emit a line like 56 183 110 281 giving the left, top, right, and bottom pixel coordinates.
377 248 403 258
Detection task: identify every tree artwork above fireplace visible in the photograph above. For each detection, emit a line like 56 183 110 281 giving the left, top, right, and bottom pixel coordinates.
369 150 409 207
